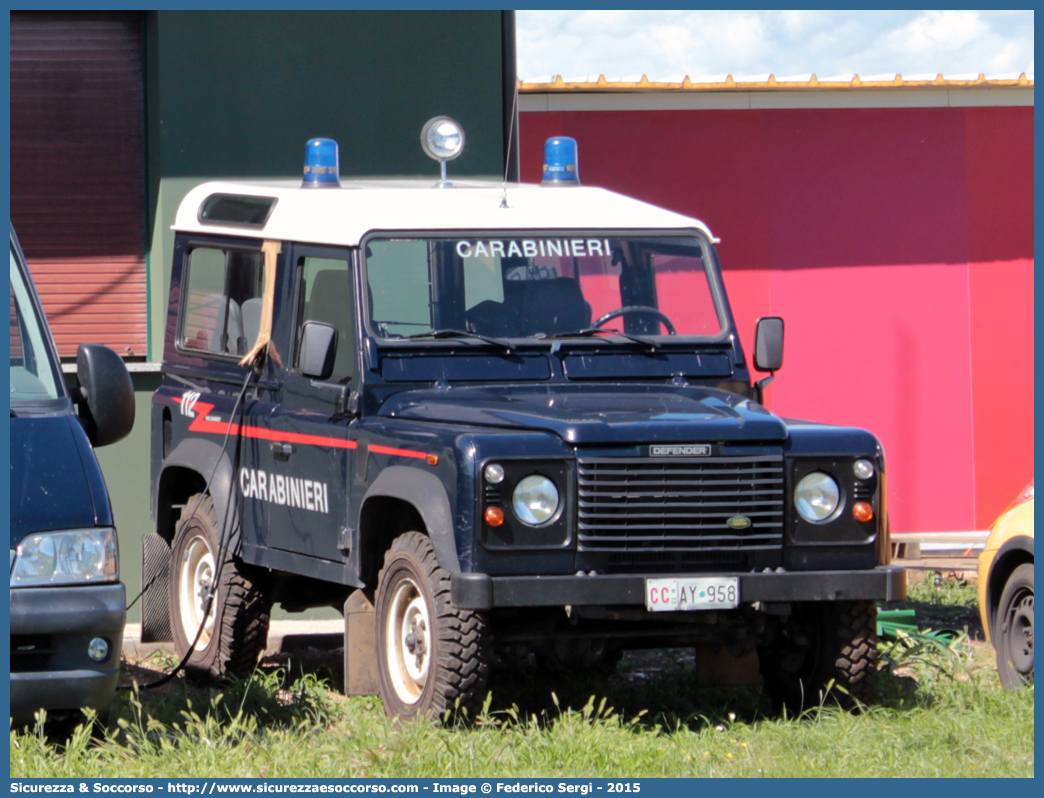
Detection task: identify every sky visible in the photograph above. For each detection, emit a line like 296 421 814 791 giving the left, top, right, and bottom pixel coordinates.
516 10 1034 82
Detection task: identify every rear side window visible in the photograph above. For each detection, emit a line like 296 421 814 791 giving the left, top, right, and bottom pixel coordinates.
179 245 264 358
198 194 277 228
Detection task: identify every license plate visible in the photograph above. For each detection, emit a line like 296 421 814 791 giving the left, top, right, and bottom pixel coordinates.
645 577 740 612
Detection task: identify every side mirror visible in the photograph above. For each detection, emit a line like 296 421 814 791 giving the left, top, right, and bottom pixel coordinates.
754 316 784 373
298 321 337 380
76 344 135 447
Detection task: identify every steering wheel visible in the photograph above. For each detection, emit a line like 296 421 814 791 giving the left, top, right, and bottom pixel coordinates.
592 306 677 335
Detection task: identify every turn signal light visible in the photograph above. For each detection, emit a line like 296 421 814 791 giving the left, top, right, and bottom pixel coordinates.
853 502 874 522
484 507 505 527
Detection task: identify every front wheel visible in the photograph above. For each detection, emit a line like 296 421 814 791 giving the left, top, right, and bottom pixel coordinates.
995 563 1034 688
759 600 878 714
374 532 491 720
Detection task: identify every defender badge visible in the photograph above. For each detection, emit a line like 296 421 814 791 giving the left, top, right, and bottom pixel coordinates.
727 516 752 530
649 444 711 457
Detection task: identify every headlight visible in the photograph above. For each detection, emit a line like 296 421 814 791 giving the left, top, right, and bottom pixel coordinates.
11 528 118 586
794 473 841 523
512 475 560 526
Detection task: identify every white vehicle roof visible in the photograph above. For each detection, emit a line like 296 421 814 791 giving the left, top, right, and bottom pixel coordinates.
173 178 715 247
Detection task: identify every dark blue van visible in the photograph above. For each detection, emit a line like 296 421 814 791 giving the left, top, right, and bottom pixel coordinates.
9 225 134 728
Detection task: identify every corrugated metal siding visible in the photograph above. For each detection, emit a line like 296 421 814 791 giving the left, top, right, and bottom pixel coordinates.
10 11 147 358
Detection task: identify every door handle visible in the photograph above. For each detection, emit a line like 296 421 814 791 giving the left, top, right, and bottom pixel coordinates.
270 441 294 460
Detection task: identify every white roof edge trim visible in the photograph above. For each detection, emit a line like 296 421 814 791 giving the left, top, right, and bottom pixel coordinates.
172 179 715 246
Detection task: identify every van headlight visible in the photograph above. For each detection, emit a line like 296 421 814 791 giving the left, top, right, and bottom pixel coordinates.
512 475 561 526
10 528 118 586
794 473 841 523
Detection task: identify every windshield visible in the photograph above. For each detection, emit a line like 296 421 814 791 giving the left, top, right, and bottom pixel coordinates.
365 235 723 342
10 244 62 403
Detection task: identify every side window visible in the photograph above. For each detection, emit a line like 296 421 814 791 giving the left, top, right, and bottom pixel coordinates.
179 246 264 357
297 257 355 382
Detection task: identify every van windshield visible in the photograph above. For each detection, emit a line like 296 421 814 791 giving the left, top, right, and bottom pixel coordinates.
10 245 62 403
364 235 723 343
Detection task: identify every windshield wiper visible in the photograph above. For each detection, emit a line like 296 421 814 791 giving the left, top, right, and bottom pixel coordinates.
404 329 514 352
536 328 660 351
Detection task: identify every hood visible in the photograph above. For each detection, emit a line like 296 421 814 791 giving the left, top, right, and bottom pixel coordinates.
10 415 101 547
379 384 788 444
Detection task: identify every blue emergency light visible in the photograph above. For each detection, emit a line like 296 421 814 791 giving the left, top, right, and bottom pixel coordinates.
302 138 340 188
541 136 580 186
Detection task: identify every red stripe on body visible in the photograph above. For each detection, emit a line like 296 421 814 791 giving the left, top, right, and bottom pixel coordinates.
172 396 357 450
368 443 429 460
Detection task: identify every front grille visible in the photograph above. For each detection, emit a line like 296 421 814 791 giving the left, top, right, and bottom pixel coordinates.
603 550 751 574
577 455 785 555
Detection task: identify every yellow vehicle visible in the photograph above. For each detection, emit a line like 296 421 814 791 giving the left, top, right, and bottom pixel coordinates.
978 480 1034 688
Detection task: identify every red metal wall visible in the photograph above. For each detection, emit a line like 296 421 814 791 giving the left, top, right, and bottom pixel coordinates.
520 104 1033 533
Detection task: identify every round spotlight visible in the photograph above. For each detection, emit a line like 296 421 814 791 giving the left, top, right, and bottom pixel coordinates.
853 459 875 480
88 637 109 663
484 464 505 484
420 116 465 162
794 472 841 523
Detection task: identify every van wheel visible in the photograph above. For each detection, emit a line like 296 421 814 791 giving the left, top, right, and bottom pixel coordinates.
168 493 270 680
995 563 1034 688
759 601 878 714
374 532 490 720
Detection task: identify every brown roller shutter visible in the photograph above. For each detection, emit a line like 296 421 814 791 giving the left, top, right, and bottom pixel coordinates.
10 11 147 358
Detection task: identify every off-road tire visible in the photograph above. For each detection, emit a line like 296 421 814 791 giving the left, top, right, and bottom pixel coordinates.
168 493 270 680
759 600 878 715
995 563 1034 689
374 532 491 721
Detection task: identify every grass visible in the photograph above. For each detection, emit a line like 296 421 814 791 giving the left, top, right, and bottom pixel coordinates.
11 574 1034 778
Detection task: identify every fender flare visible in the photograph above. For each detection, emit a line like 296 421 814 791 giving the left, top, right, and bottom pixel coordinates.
157 436 237 542
360 465 459 572
986 534 1034 637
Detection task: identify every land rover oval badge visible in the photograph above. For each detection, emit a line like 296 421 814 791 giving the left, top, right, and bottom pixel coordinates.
727 516 752 530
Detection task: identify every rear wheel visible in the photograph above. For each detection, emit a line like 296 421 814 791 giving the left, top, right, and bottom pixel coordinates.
995 563 1034 688
759 600 878 714
374 532 491 720
168 494 270 680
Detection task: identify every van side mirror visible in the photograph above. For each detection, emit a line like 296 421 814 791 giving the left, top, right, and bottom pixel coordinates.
76 344 135 447
298 321 337 380
754 317 784 373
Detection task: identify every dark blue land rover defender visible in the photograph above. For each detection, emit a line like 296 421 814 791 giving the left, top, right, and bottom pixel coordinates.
147 131 904 719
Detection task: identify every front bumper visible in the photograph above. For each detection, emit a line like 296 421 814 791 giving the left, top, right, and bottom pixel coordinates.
10 582 126 724
451 566 906 610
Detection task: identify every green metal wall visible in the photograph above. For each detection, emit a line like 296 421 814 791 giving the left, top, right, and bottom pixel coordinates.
90 374 158 625
145 11 509 363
